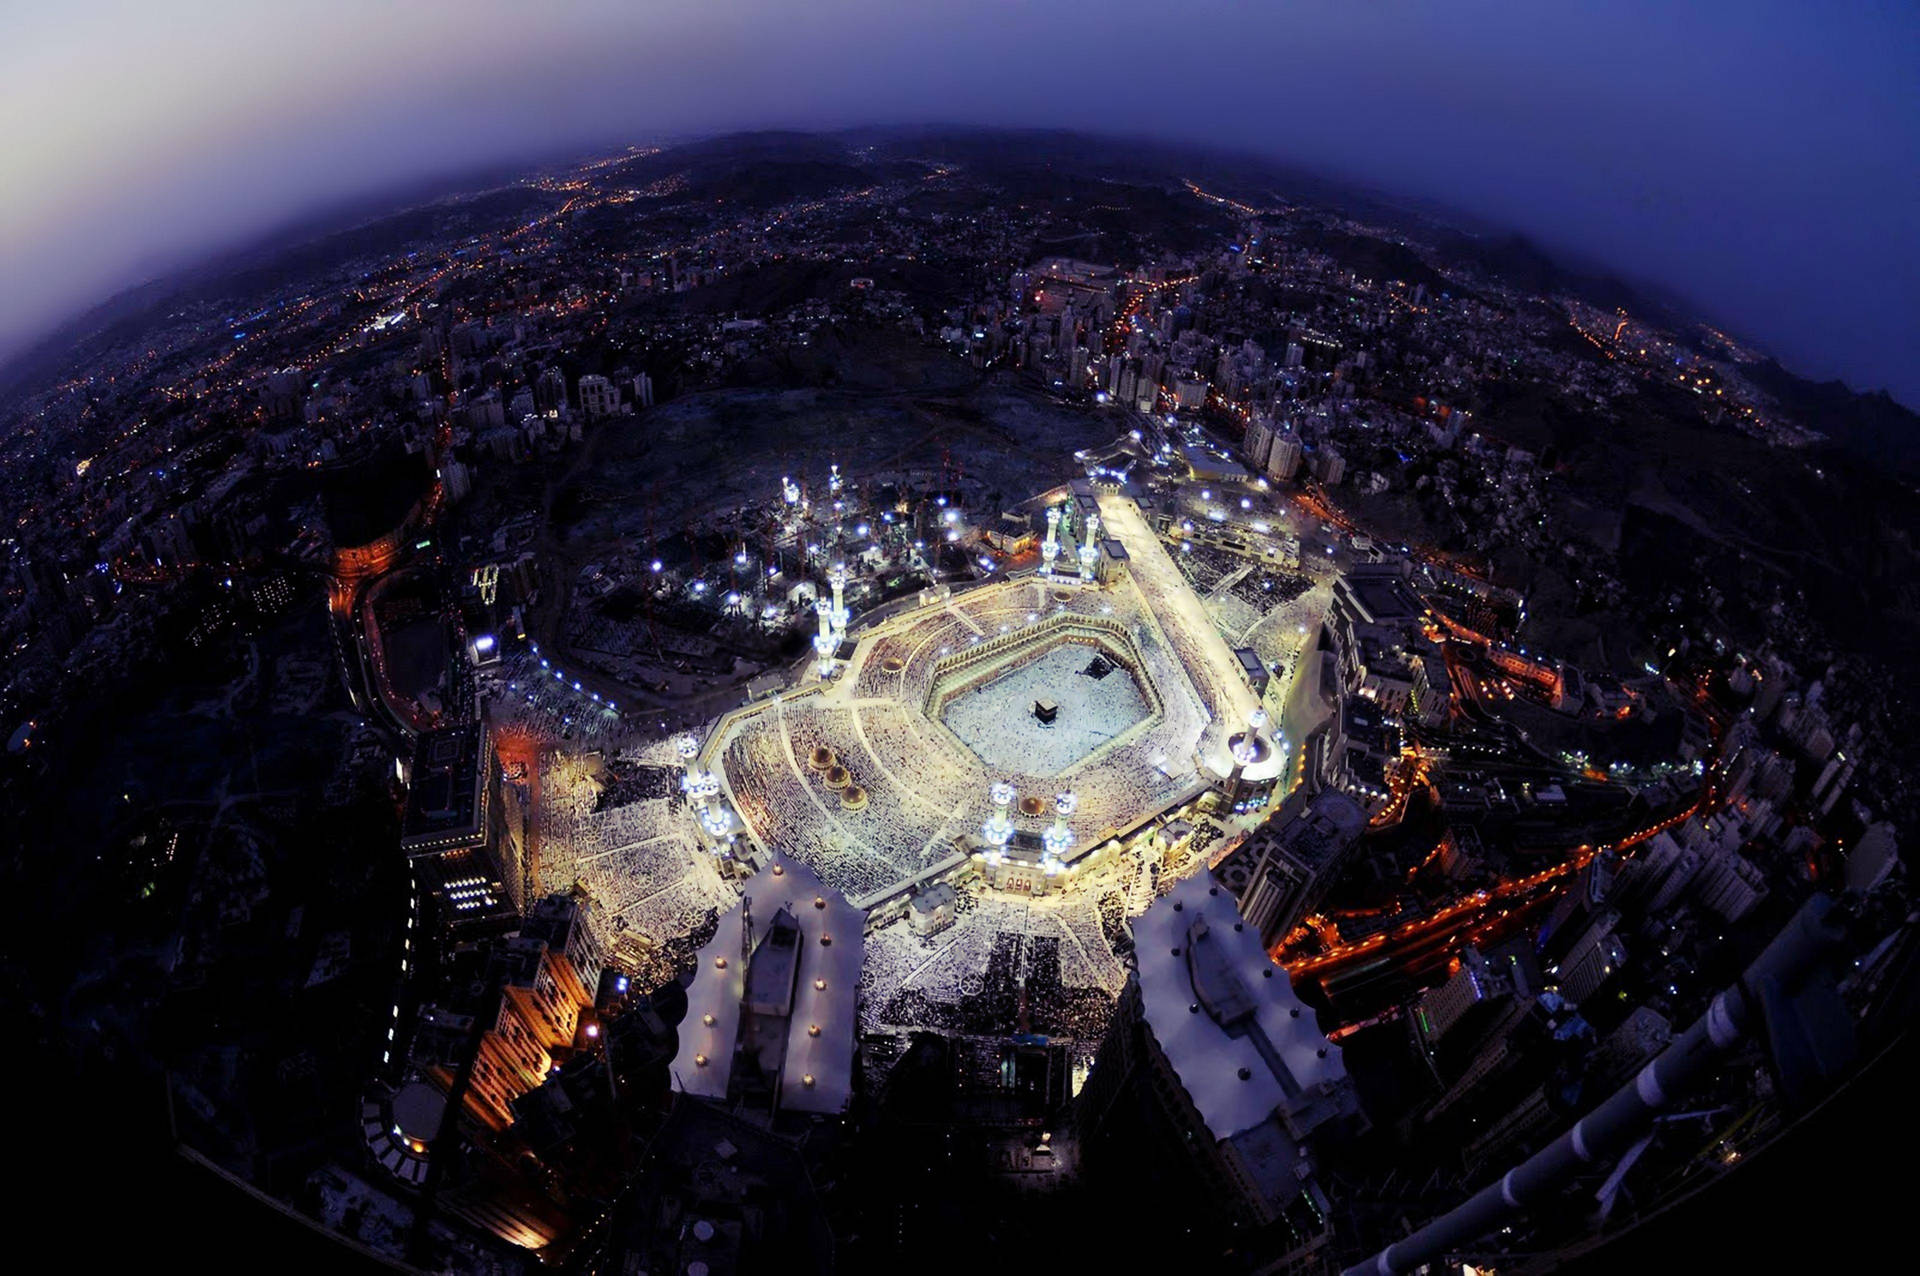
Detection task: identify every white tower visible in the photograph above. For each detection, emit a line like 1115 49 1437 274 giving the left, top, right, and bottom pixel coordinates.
1231 708 1269 768
1041 505 1061 571
981 780 1017 863
698 800 737 856
679 733 732 855
1042 790 1076 874
814 595 838 677
1078 509 1101 582
678 734 704 795
828 562 850 637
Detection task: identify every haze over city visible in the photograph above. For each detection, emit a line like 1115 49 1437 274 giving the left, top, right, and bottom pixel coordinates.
4 1 1917 404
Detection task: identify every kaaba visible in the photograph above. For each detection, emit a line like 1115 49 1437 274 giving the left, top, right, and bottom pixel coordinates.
1032 699 1059 725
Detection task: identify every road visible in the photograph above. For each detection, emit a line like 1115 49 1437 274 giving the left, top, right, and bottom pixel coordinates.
1281 786 1707 1009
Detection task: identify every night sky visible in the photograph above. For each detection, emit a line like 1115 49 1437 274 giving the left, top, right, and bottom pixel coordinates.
4 1 1916 405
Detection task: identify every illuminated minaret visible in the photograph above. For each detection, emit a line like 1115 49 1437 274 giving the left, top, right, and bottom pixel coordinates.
829 561 850 637
814 594 838 677
1041 505 1062 571
1078 508 1101 581
679 733 731 853
1231 708 1269 769
698 800 736 852
1042 790 1076 875
981 780 1017 863
678 733 720 804
1224 706 1286 810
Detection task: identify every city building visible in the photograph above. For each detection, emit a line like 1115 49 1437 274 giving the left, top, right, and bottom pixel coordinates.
1413 945 1532 1053
1265 432 1303 482
1077 872 1362 1253
1227 790 1368 945
1550 911 1627 1005
401 723 528 933
577 373 618 420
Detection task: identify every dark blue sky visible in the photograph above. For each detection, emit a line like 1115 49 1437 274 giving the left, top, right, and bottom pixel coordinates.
5 1 1916 404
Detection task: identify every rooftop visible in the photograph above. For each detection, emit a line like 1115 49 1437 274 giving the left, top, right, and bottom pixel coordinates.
400 723 488 850
673 856 864 1116
1133 873 1356 1195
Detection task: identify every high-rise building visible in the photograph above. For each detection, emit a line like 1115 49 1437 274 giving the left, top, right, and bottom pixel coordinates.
1174 377 1209 410
402 724 528 934
1230 790 1368 945
1551 912 1626 1005
392 894 612 1254
1693 847 1768 922
409 920 600 1138
533 366 568 414
1243 416 1277 470
440 458 472 504
1538 856 1614 963
1413 946 1530 1051
1077 873 1361 1251
1844 822 1901 894
1265 432 1303 482
520 893 606 1009
1310 445 1345 486
1648 847 1704 913
1810 749 1857 816
1611 830 1683 909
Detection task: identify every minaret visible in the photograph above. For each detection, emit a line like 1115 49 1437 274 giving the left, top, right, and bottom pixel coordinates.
1041 505 1061 572
1078 508 1101 582
981 780 1017 864
699 802 735 846
680 733 732 852
1226 707 1285 810
1042 790 1076 874
1231 708 1269 768
829 561 850 637
814 593 837 677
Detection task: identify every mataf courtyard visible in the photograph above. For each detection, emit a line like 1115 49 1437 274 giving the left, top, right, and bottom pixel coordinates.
939 639 1154 775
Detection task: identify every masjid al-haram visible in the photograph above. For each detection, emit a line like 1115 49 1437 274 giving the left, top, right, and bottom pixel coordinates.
699 486 1273 904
